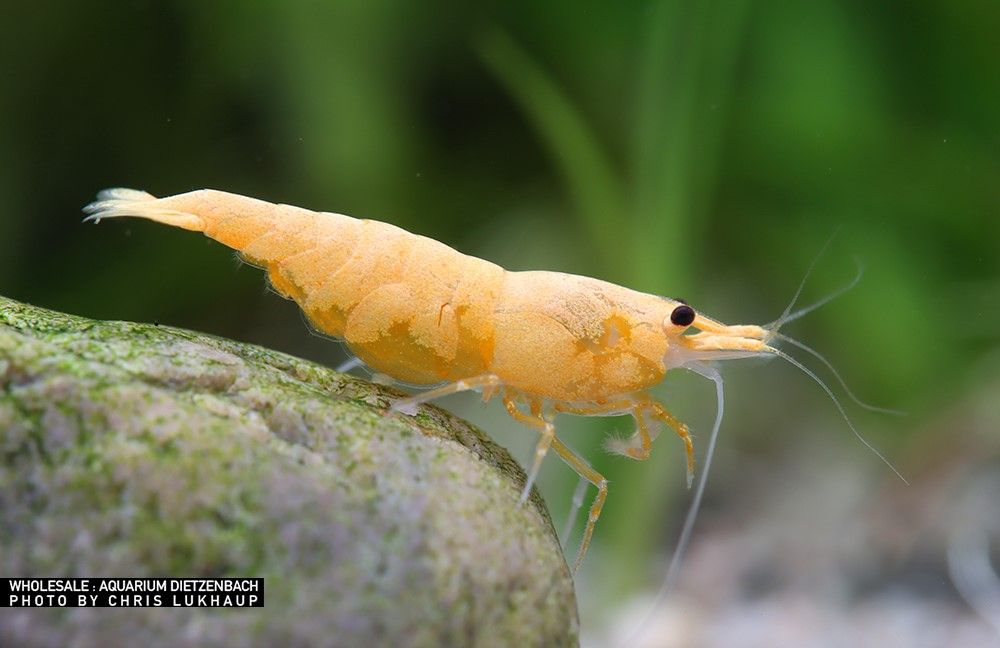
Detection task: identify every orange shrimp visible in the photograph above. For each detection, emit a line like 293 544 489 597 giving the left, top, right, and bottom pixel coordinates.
83 188 901 573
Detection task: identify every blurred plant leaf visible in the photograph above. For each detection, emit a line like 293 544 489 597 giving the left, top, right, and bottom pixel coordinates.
476 28 626 278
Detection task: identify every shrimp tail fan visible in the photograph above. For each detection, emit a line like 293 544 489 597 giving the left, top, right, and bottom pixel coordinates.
83 188 205 232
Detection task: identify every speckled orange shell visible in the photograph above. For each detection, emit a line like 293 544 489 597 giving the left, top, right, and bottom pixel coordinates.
101 189 682 402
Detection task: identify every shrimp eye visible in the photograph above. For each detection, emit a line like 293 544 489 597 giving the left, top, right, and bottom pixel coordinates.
670 304 695 327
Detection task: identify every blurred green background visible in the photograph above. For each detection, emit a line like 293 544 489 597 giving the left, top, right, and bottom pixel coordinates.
3 1 998 644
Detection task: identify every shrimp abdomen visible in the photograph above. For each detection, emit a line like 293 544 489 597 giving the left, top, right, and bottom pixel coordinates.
84 188 506 385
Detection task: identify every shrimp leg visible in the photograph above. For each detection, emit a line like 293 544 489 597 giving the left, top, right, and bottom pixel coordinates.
335 356 364 373
561 476 589 547
643 401 695 487
388 374 502 415
549 436 608 574
503 395 609 572
556 395 695 486
502 394 556 505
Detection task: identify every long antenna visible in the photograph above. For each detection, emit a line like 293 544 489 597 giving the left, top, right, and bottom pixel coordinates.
771 227 841 328
621 363 725 647
768 258 864 333
767 346 908 484
771 332 904 416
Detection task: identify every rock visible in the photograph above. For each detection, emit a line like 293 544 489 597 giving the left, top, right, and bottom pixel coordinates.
0 296 578 647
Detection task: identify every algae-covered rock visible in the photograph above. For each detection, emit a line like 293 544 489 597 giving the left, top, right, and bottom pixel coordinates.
0 296 578 647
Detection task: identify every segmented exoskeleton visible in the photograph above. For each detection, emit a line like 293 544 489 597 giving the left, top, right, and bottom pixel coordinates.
84 188 901 572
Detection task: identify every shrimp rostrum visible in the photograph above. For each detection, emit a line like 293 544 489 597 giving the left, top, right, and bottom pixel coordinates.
84 188 898 573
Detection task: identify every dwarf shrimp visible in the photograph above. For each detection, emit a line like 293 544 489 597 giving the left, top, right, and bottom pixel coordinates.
83 188 904 573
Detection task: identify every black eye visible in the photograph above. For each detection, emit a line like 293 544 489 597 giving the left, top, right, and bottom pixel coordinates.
670 304 695 327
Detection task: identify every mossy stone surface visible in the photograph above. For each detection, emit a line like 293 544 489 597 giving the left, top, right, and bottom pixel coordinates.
0 296 578 647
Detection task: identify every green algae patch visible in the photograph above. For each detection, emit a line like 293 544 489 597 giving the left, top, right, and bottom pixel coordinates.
0 296 578 647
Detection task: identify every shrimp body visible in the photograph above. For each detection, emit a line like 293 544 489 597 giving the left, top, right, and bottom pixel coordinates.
84 188 775 571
